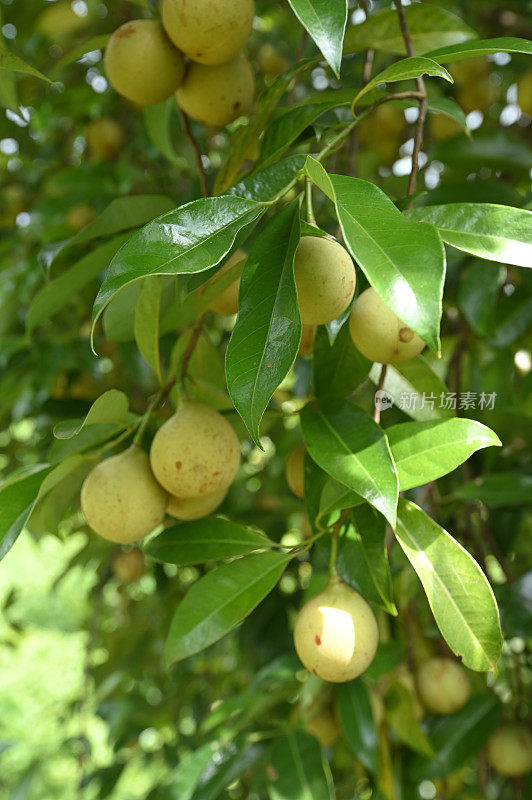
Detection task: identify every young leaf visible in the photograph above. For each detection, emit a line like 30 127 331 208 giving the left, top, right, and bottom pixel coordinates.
134 276 163 383
287 0 348 78
425 36 532 64
344 4 476 56
337 505 396 614
336 680 378 772
387 418 501 491
226 201 301 444
92 195 264 334
313 315 371 401
53 390 130 439
301 399 398 528
385 681 434 757
406 203 532 268
0 465 53 560
305 158 445 353
352 57 453 107
165 551 292 665
146 518 272 565
395 499 503 671
267 731 335 800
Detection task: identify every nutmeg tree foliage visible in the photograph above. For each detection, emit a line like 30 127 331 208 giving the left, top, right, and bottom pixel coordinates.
1 1 532 799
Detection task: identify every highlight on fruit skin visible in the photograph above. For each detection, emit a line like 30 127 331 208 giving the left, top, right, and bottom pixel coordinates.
166 488 227 521
285 443 306 499
487 723 532 777
416 657 470 715
150 400 241 500
104 20 185 106
162 0 254 66
176 55 255 127
294 236 356 326
81 445 168 544
294 576 379 683
348 287 425 365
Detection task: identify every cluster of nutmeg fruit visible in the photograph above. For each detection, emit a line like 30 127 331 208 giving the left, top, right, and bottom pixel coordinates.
104 0 255 127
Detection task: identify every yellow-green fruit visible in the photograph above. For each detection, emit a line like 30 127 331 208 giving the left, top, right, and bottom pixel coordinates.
86 117 125 160
457 78 497 113
166 488 227 520
294 577 379 683
449 56 489 84
36 1 89 38
66 204 95 230
162 0 254 66
304 707 341 747
298 324 316 356
285 444 306 499
207 249 246 316
259 43 290 78
81 446 167 544
359 104 405 163
294 236 356 325
487 724 532 777
431 113 463 142
104 20 185 106
417 658 470 715
349 287 425 365
112 548 146 584
517 70 532 116
176 55 255 126
150 401 241 499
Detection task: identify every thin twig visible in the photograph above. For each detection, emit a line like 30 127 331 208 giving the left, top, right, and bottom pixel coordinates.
179 108 209 197
329 509 350 575
180 317 205 388
358 0 375 86
393 0 428 201
373 363 388 424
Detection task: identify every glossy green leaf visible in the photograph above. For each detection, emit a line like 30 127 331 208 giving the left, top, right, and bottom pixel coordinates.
267 731 335 800
406 204 532 268
387 418 501 491
287 0 347 78
305 158 445 353
103 282 141 343
344 5 476 55
0 48 54 84
410 694 501 780
337 505 396 614
0 465 53 560
53 390 130 439
313 324 371 401
336 680 378 772
226 201 301 444
26 234 130 334
146 518 272 566
165 551 291 665
425 36 532 64
385 681 434 757
426 96 468 131
261 101 340 165
353 57 453 107
395 500 502 671
301 399 398 527
453 474 532 507
134 276 163 382
92 195 264 334
230 155 307 203
48 423 124 463
370 357 454 421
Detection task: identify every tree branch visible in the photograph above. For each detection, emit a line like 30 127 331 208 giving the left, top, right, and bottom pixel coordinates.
179 108 209 197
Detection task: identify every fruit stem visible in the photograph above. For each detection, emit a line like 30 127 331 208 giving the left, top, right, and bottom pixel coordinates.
328 510 349 575
178 108 209 197
179 316 205 392
132 375 177 446
373 363 388 424
304 177 316 225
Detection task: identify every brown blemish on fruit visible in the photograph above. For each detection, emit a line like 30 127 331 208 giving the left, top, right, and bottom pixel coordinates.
117 24 135 39
233 101 241 110
175 461 182 470
399 326 414 343
315 634 322 646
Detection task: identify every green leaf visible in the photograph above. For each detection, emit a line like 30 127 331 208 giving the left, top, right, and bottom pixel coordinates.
26 234 130 334
336 680 378 773
305 158 445 353
267 731 335 800
344 4 476 55
410 694 501 780
261 101 341 165
287 0 347 78
338 505 396 614
103 282 141 343
0 48 54 84
143 99 184 166
370 357 454 421
226 201 301 444
134 276 163 383
433 130 532 173
0 63 17 111
92 195 264 336
53 390 130 439
52 33 110 75
0 465 53 560
395 500 503 671
165 551 292 665
301 399 398 528
453 474 532 507
353 57 453 107
313 324 371 401
406 204 532 268
146 518 272 565
425 36 532 64
385 681 434 757
387 418 501 491
229 155 307 203
166 743 219 800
